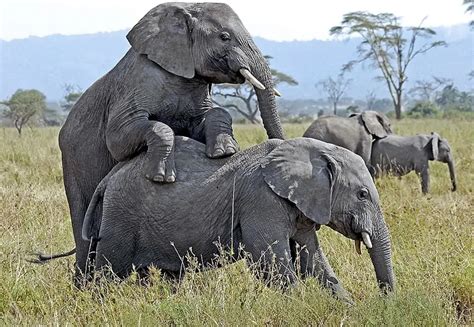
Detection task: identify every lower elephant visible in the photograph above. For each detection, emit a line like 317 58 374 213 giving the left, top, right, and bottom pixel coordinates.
83 137 395 297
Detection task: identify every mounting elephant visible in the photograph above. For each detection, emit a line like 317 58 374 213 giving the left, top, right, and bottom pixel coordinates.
82 137 395 299
58 2 284 282
303 111 392 168
371 132 457 194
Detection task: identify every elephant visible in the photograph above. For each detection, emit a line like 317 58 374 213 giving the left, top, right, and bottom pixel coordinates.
303 111 392 169
57 2 284 283
82 137 395 298
371 132 457 194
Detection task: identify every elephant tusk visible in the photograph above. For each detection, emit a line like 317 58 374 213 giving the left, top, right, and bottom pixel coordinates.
362 232 373 249
355 239 362 255
273 88 282 97
239 68 266 90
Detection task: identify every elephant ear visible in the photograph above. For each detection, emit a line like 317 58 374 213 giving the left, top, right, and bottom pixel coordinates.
261 138 336 225
430 132 440 160
361 111 391 139
126 3 195 78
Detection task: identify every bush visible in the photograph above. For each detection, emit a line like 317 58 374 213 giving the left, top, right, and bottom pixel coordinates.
407 101 440 118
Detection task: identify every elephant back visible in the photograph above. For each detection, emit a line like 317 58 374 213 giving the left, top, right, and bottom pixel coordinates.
112 136 283 189
304 116 363 154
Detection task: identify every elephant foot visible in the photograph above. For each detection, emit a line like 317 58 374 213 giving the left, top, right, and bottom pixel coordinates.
145 155 176 183
326 276 354 305
206 133 239 158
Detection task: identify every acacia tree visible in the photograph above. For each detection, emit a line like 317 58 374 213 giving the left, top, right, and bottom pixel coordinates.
316 74 351 115
1 89 47 135
212 56 297 123
61 84 83 112
330 12 446 119
408 76 451 102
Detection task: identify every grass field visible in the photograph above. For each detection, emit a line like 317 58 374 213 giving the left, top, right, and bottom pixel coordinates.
1 119 473 325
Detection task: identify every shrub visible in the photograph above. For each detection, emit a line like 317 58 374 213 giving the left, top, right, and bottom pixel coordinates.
407 101 440 118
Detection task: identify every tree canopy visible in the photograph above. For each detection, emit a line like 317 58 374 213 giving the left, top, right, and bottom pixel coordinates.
61 84 83 112
1 89 47 135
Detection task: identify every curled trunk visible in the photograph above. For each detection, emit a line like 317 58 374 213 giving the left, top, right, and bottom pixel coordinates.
367 216 395 293
249 56 285 139
447 157 457 192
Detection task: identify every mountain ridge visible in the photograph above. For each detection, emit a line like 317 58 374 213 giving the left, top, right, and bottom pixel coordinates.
1 24 472 101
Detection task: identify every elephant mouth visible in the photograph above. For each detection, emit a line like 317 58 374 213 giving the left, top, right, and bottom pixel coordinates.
233 71 246 84
345 213 373 255
354 231 373 255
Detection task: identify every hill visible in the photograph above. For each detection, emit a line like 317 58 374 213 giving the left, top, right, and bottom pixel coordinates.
0 24 472 101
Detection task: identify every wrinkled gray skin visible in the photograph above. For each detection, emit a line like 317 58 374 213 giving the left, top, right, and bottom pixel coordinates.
303 111 392 167
371 132 457 194
59 2 284 283
83 137 395 300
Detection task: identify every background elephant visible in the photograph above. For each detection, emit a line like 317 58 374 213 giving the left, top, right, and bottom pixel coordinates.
371 132 457 194
58 2 284 283
83 137 395 298
303 111 392 167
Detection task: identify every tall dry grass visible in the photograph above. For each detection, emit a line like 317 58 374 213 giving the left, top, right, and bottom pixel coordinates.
0 119 472 325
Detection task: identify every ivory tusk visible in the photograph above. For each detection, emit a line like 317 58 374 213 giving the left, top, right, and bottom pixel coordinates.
273 88 282 97
239 68 266 90
355 239 361 255
361 232 373 249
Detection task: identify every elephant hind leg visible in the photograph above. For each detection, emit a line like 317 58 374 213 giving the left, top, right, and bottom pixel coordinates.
95 226 136 280
62 169 95 286
61 145 116 286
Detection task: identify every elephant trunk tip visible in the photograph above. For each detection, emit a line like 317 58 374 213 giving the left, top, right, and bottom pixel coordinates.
379 281 395 295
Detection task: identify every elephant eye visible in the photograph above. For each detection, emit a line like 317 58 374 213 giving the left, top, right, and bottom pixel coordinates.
357 188 369 200
220 31 231 41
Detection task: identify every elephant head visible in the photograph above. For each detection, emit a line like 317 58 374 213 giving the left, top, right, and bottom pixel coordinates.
429 132 456 191
262 138 395 292
126 2 284 139
351 111 392 139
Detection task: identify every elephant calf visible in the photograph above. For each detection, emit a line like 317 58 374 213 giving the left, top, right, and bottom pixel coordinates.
83 137 395 297
371 132 457 194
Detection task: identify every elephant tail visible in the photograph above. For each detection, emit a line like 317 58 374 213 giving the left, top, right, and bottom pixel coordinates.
27 248 76 264
82 176 109 242
82 163 125 241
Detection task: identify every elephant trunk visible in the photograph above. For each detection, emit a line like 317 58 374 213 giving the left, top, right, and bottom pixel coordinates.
367 214 395 293
447 156 457 192
248 54 285 139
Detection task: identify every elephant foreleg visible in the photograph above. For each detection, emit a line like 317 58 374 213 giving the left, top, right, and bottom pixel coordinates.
191 107 239 158
292 224 353 304
418 166 430 194
241 226 296 286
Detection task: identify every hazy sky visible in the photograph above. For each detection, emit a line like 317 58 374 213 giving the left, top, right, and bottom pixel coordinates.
0 0 471 41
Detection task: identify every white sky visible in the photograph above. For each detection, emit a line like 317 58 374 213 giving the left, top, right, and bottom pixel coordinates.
0 0 471 41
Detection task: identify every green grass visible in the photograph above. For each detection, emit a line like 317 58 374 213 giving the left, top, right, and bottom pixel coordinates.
1 119 473 325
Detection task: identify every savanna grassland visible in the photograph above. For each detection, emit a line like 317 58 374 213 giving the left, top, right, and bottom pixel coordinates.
1 119 473 325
